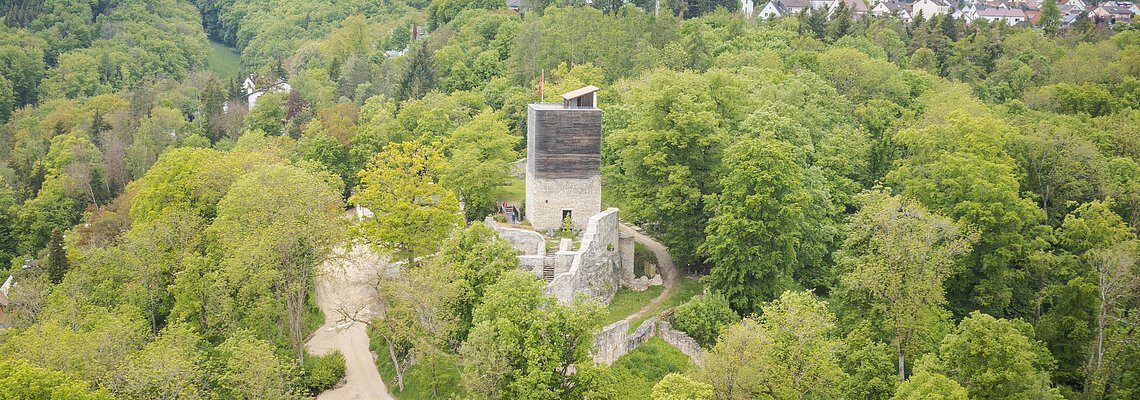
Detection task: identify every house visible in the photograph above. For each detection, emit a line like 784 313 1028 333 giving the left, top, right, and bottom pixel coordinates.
871 1 914 21
1025 9 1043 24
811 0 838 10
0 276 13 307
832 0 871 16
913 0 952 17
954 4 980 21
507 0 521 11
1063 0 1088 8
743 0 756 17
1092 4 1135 23
243 74 292 110
757 0 811 18
1060 4 1088 14
977 7 1029 23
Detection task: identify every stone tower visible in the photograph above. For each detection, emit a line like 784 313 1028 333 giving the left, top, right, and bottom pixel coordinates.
525 86 602 232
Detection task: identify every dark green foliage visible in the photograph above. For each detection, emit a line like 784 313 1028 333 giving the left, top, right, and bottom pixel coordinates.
671 292 739 347
45 227 68 284
396 43 437 102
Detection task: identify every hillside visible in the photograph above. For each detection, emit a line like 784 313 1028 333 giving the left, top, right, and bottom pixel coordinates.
2 0 1140 399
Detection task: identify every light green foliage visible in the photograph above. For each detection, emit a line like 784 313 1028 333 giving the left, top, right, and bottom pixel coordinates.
671 292 739 348
246 92 287 136
891 371 968 400
214 330 302 400
209 163 344 360
301 351 347 394
695 291 847 399
918 312 1063 400
460 270 603 399
114 323 208 400
441 110 520 221
702 138 835 314
653 373 714 400
608 337 694 399
840 330 900 400
4 306 149 388
838 189 975 378
351 141 462 266
0 359 113 400
430 224 519 342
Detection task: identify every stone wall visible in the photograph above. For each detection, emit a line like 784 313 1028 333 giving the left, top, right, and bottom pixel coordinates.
658 320 703 365
547 208 622 304
592 320 630 365
483 217 545 256
619 233 635 287
590 312 703 366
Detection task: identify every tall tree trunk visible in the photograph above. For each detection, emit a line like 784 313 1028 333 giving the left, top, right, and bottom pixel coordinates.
388 339 405 391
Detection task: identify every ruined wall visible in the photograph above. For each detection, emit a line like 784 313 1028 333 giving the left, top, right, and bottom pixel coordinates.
483 217 545 256
547 208 622 304
619 233 635 286
658 320 703 365
591 312 703 366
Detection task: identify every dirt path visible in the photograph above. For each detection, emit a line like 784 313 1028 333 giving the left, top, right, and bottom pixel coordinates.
619 224 679 325
305 245 394 400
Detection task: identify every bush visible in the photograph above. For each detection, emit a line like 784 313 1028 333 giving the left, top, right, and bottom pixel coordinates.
672 292 739 348
302 351 346 394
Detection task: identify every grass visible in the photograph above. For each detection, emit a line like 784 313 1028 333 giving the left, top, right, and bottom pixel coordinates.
368 327 462 399
493 177 526 204
602 286 665 326
207 40 241 78
628 277 704 332
609 337 694 399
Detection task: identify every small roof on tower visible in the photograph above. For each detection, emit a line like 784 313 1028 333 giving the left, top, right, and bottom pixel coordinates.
561 85 599 108
561 85 599 101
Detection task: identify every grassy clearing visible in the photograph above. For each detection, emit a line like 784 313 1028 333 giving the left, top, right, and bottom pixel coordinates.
493 177 526 204
602 286 665 326
368 327 462 399
628 277 704 331
609 337 693 399
207 40 241 78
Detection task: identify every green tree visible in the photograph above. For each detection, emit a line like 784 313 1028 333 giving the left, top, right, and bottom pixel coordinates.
246 92 287 136
0 359 112 400
1040 0 1061 35
671 292 739 348
695 290 847 399
917 312 1063 400
210 164 344 363
45 228 69 284
701 138 835 314
459 270 603 399
652 373 714 400
887 113 1046 317
441 110 519 221
350 141 462 267
214 330 301 399
375 256 461 395
838 189 975 379
114 323 208 399
432 224 519 342
604 69 734 268
891 371 968 400
396 43 437 102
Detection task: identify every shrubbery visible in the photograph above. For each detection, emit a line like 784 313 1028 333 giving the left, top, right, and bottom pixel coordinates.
302 351 347 394
671 292 739 348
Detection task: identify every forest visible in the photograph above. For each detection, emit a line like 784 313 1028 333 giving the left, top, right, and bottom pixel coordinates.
1 0 1140 398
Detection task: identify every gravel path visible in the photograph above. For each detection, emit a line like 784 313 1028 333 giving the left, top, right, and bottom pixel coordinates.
305 245 394 400
619 224 679 325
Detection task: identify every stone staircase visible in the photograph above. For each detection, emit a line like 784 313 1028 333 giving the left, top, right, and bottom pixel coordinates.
543 264 555 282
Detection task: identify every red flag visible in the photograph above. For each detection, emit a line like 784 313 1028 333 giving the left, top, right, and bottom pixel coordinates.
536 70 544 97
